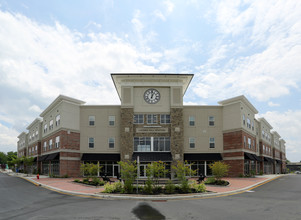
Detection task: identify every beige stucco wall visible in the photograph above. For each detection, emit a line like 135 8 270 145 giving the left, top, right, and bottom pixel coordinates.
183 106 223 153
27 120 42 146
80 106 121 153
41 101 81 139
258 119 272 146
221 102 241 132
222 102 256 136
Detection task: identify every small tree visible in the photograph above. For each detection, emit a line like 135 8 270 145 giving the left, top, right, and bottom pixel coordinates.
118 160 137 193
23 157 35 174
146 161 167 189
80 163 100 179
172 161 196 193
209 161 230 182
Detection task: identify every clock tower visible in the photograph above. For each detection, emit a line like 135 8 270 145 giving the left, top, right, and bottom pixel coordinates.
111 74 193 171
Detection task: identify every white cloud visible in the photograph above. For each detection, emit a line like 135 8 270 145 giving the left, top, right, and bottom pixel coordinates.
194 0 301 102
163 0 174 14
0 123 18 153
0 10 162 153
29 105 42 113
268 101 280 107
153 9 166 21
259 110 301 162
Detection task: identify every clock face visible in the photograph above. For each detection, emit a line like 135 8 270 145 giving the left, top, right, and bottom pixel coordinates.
144 88 160 104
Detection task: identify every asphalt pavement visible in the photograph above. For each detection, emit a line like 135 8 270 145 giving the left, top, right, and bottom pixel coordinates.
1 172 301 219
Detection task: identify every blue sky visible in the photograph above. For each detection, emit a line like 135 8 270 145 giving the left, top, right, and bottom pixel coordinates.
0 0 300 161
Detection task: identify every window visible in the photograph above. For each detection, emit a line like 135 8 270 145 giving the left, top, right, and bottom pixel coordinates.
262 130 265 138
134 137 151 151
209 138 215 148
263 145 265 154
108 138 115 148
189 116 195 126
35 130 38 138
43 142 47 151
247 118 251 129
189 138 195 149
209 116 215 126
153 137 170 151
55 136 60 148
35 145 37 153
243 114 245 125
147 114 158 124
244 136 246 147
29 148 31 155
109 116 115 126
251 121 254 131
44 124 47 133
56 115 60 126
134 114 144 124
248 138 251 149
89 116 95 126
49 139 53 149
89 137 94 148
160 114 170 124
134 137 170 152
49 120 54 130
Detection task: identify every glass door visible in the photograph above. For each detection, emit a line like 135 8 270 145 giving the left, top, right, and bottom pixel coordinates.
139 164 147 178
113 164 120 178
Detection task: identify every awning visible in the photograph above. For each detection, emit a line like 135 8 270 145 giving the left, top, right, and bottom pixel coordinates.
37 155 48 162
45 152 60 161
275 159 282 164
33 157 37 162
184 153 222 161
81 153 120 161
132 152 172 162
244 152 255 160
264 157 274 163
252 154 262 162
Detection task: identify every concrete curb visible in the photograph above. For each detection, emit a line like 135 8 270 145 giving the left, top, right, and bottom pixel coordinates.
19 174 283 201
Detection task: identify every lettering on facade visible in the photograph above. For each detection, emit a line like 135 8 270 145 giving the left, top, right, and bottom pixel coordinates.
136 127 168 133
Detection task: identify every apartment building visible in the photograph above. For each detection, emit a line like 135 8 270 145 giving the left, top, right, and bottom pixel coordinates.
17 73 287 177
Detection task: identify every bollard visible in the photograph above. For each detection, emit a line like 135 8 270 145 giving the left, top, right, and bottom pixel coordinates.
37 173 39 180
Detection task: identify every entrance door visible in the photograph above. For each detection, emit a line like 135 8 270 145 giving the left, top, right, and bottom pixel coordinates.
139 164 147 178
113 164 120 178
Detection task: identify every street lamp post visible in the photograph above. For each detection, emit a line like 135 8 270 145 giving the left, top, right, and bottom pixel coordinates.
136 156 139 194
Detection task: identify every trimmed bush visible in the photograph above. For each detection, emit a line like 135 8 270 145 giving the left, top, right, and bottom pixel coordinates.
164 180 176 194
190 181 206 193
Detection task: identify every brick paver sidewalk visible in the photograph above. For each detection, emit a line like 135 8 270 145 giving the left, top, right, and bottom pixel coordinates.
29 176 270 195
205 177 268 193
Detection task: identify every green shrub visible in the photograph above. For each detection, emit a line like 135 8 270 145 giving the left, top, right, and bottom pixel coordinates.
238 173 244 178
190 181 206 193
74 179 81 183
83 178 89 184
204 177 216 184
103 182 124 193
118 161 137 193
143 179 153 194
103 182 115 193
172 161 196 193
99 180 105 186
153 186 163 194
259 171 263 175
114 181 124 193
92 177 101 186
164 180 176 194
209 161 230 181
